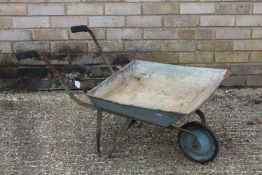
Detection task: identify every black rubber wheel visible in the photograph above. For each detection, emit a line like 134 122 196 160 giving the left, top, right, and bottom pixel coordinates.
177 121 219 164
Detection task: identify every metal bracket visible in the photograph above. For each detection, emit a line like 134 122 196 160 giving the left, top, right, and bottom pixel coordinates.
96 109 136 157
107 118 136 158
195 109 206 124
170 125 201 148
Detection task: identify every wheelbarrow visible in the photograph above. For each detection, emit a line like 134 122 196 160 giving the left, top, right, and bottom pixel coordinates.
16 25 229 164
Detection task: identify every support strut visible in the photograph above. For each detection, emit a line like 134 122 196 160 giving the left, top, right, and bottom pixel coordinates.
107 118 136 157
170 125 201 148
96 108 103 156
195 109 206 124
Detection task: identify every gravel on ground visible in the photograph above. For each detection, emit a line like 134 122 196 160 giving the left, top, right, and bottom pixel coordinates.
0 88 262 174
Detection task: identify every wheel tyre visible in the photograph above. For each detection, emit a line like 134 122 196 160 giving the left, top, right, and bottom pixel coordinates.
177 121 219 164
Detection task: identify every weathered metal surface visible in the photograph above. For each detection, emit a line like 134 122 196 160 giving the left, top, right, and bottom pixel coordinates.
90 97 182 127
88 60 228 127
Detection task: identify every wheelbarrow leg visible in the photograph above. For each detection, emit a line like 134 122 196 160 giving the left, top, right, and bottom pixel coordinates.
96 108 102 156
127 119 136 130
195 109 206 124
107 118 135 158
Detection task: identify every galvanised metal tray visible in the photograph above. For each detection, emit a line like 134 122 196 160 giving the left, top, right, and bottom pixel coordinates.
88 60 228 127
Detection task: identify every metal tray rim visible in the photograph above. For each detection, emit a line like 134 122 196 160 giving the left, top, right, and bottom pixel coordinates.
87 60 229 115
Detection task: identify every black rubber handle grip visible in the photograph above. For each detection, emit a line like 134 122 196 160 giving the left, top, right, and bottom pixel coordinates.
71 25 87 33
16 50 39 60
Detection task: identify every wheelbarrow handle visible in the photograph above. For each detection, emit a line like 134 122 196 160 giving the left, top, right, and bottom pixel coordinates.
16 50 39 60
40 54 93 109
16 50 93 109
71 25 101 51
70 25 114 75
71 25 88 33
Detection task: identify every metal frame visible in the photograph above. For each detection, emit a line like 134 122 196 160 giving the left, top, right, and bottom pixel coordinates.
96 108 103 155
95 107 206 156
170 125 201 148
195 109 206 124
96 108 137 157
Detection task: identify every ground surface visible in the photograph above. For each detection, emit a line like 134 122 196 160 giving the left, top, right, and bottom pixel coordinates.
0 88 262 175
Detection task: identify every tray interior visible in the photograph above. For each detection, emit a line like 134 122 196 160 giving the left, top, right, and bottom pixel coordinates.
88 60 228 114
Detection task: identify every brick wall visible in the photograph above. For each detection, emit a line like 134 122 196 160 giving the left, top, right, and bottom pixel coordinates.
0 0 262 89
